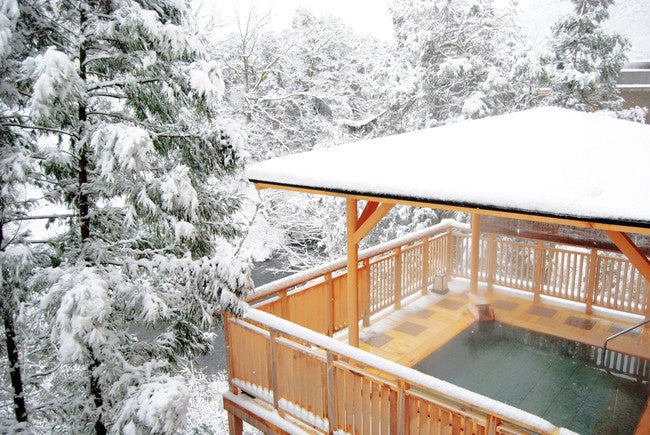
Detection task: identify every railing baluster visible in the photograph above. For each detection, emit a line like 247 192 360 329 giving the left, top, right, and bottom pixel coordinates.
487 234 497 292
395 246 402 310
533 241 544 302
269 328 282 416
362 259 371 327
422 237 430 295
585 249 598 314
446 227 454 276
397 380 408 435
326 352 337 434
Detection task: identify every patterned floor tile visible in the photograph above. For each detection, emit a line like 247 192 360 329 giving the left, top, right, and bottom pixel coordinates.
608 323 641 338
527 305 557 318
362 333 393 347
394 321 427 336
436 299 464 310
564 316 596 330
492 300 519 311
412 308 435 319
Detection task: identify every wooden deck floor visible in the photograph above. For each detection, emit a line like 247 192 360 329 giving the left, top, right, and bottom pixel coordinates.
357 280 650 366
352 279 650 434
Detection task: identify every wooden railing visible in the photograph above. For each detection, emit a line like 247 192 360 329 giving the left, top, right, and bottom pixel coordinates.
225 309 564 434
249 221 649 335
227 220 650 433
247 222 457 336
451 231 650 316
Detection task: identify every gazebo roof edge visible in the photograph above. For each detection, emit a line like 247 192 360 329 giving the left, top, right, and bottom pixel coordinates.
251 179 650 235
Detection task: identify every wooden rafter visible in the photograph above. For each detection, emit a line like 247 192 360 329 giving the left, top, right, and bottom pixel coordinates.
352 201 395 245
603 230 650 283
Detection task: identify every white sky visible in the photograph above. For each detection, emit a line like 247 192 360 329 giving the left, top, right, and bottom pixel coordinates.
200 0 650 59
203 0 393 40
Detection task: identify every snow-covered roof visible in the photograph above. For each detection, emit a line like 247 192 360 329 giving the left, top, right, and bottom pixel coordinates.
246 107 650 232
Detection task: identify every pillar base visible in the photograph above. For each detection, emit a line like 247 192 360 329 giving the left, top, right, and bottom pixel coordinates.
468 293 495 322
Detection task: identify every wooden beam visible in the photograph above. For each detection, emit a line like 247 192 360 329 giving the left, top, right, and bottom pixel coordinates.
352 202 394 245
357 201 379 227
347 198 360 347
603 230 650 283
482 216 650 256
252 182 650 236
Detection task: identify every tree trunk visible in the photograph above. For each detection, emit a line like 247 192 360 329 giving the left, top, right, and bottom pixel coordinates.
89 355 106 435
3 310 28 423
1 224 28 423
78 5 104 434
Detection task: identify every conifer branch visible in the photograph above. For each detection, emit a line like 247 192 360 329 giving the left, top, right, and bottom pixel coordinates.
87 77 165 92
4 213 76 224
1 122 79 139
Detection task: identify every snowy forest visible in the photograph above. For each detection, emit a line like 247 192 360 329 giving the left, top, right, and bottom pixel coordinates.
0 0 647 432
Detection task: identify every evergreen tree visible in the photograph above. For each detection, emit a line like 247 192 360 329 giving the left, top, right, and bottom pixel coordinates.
0 0 67 427
545 0 627 112
11 0 251 432
389 0 539 128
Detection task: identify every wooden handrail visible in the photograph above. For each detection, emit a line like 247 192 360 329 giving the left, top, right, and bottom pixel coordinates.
230 308 563 434
227 221 650 433
247 220 465 304
601 319 650 366
248 219 649 337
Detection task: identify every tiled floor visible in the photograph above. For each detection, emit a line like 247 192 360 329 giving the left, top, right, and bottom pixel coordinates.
359 282 650 364
354 279 650 433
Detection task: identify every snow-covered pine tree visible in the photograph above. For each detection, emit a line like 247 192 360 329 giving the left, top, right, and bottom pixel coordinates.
0 0 68 427
389 0 539 128
545 0 626 111
15 1 252 432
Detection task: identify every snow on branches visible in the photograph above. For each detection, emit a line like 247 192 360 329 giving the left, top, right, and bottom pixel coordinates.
22 48 84 124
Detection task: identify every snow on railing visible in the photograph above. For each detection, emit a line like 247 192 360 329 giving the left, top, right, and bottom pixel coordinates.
249 219 466 302
250 219 649 336
225 308 572 434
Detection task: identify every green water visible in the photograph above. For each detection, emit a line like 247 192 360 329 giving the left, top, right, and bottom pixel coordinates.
414 322 649 434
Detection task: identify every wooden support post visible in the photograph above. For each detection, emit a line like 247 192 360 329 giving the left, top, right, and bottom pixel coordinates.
346 199 394 346
470 214 481 294
326 352 337 435
347 199 360 348
585 249 599 315
532 240 544 303
422 237 430 295
446 227 454 276
394 246 402 310
469 214 494 321
486 233 497 292
325 272 334 336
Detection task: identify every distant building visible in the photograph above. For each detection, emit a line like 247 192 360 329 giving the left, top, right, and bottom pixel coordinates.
619 61 650 123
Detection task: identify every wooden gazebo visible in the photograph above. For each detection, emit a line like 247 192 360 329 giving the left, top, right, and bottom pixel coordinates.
225 107 650 434
247 107 650 346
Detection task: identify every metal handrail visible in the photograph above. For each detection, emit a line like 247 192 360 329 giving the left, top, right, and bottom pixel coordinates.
601 319 650 366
